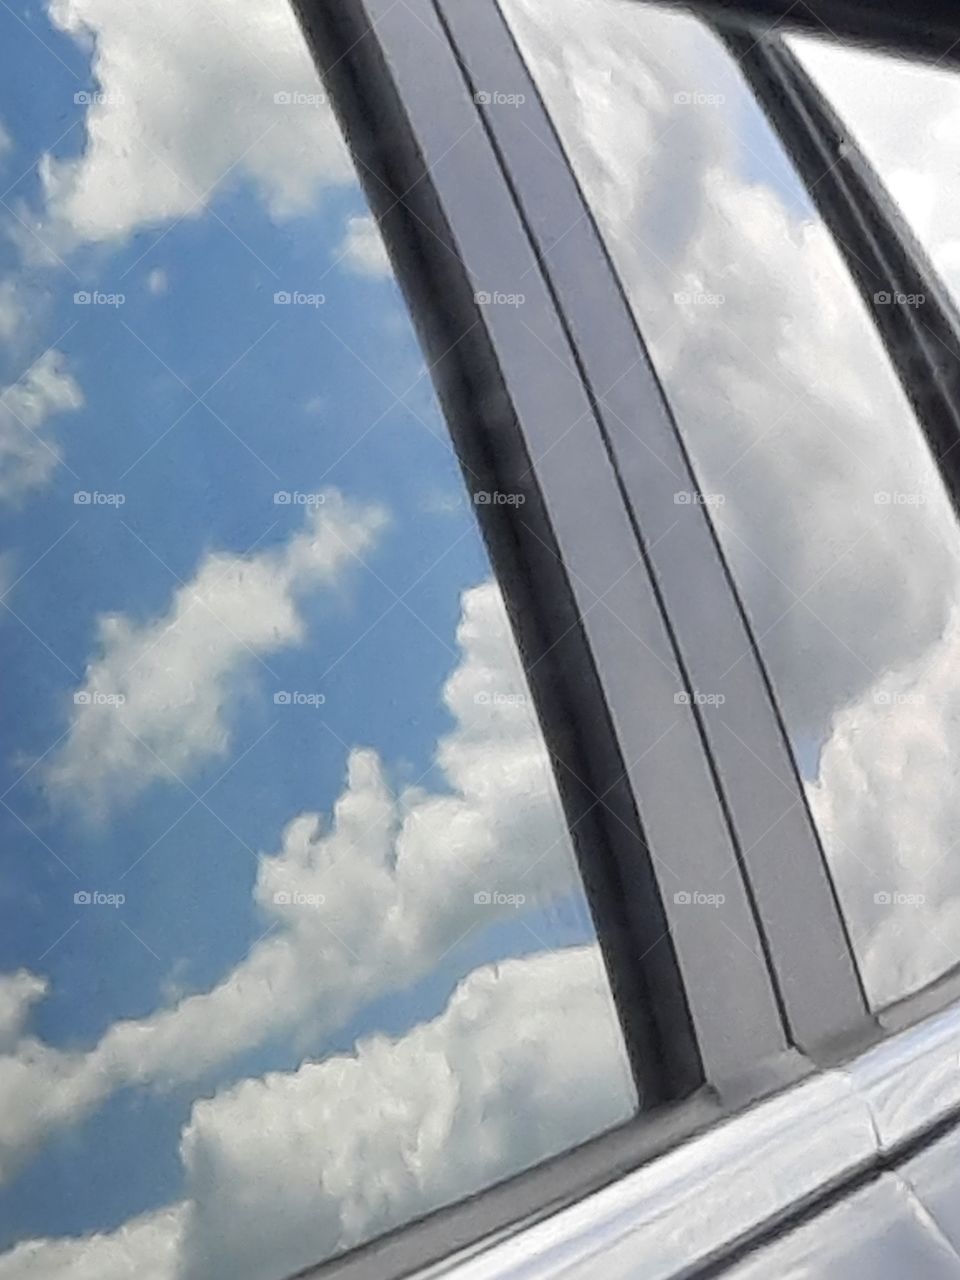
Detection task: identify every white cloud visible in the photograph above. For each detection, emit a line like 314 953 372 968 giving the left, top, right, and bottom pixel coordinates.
789 36 960 310
48 491 387 816
0 947 631 1280
337 213 391 279
0 281 22 340
0 973 47 1055
0 1205 186 1280
0 121 10 164
40 0 354 247
145 268 168 296
808 600 960 1006
0 580 590 1182
0 350 83 502
176 947 632 1280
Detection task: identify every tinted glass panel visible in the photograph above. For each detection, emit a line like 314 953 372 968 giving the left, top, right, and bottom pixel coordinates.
789 35 960 312
0 3 635 1277
503 0 960 1009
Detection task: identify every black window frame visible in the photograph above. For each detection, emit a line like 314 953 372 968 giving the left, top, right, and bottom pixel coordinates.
293 0 804 1103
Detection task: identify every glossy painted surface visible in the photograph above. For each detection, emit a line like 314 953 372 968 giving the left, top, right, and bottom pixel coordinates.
726 1176 960 1280
422 1071 874 1280
844 998 960 1151
406 996 960 1280
903 1125 960 1262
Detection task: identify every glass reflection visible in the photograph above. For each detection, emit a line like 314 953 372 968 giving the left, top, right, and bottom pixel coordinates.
502 0 960 1009
0 2 634 1276
789 34 960 316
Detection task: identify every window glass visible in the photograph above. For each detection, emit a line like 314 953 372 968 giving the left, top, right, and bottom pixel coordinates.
502 0 960 1009
0 3 635 1277
788 34 960 312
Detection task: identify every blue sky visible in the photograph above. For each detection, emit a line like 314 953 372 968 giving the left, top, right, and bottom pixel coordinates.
0 1 612 1266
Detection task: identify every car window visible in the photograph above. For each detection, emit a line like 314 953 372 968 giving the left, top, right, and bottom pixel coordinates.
501 0 960 1010
788 34 960 314
0 3 636 1277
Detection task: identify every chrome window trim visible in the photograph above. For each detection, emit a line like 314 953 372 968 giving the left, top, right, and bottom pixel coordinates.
417 1000 960 1280
423 1071 875 1280
846 1000 960 1153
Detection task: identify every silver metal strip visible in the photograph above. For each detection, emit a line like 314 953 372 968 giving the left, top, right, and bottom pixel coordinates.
424 1072 874 1280
845 999 960 1152
426 1000 960 1280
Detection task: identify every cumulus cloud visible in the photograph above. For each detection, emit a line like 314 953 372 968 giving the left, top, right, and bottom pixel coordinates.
0 350 83 502
0 973 47 1055
0 947 631 1280
47 491 387 816
501 0 960 1006
0 581 589 1182
337 213 391 279
177 946 631 1280
39 0 353 247
808 600 960 1006
0 1205 186 1280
